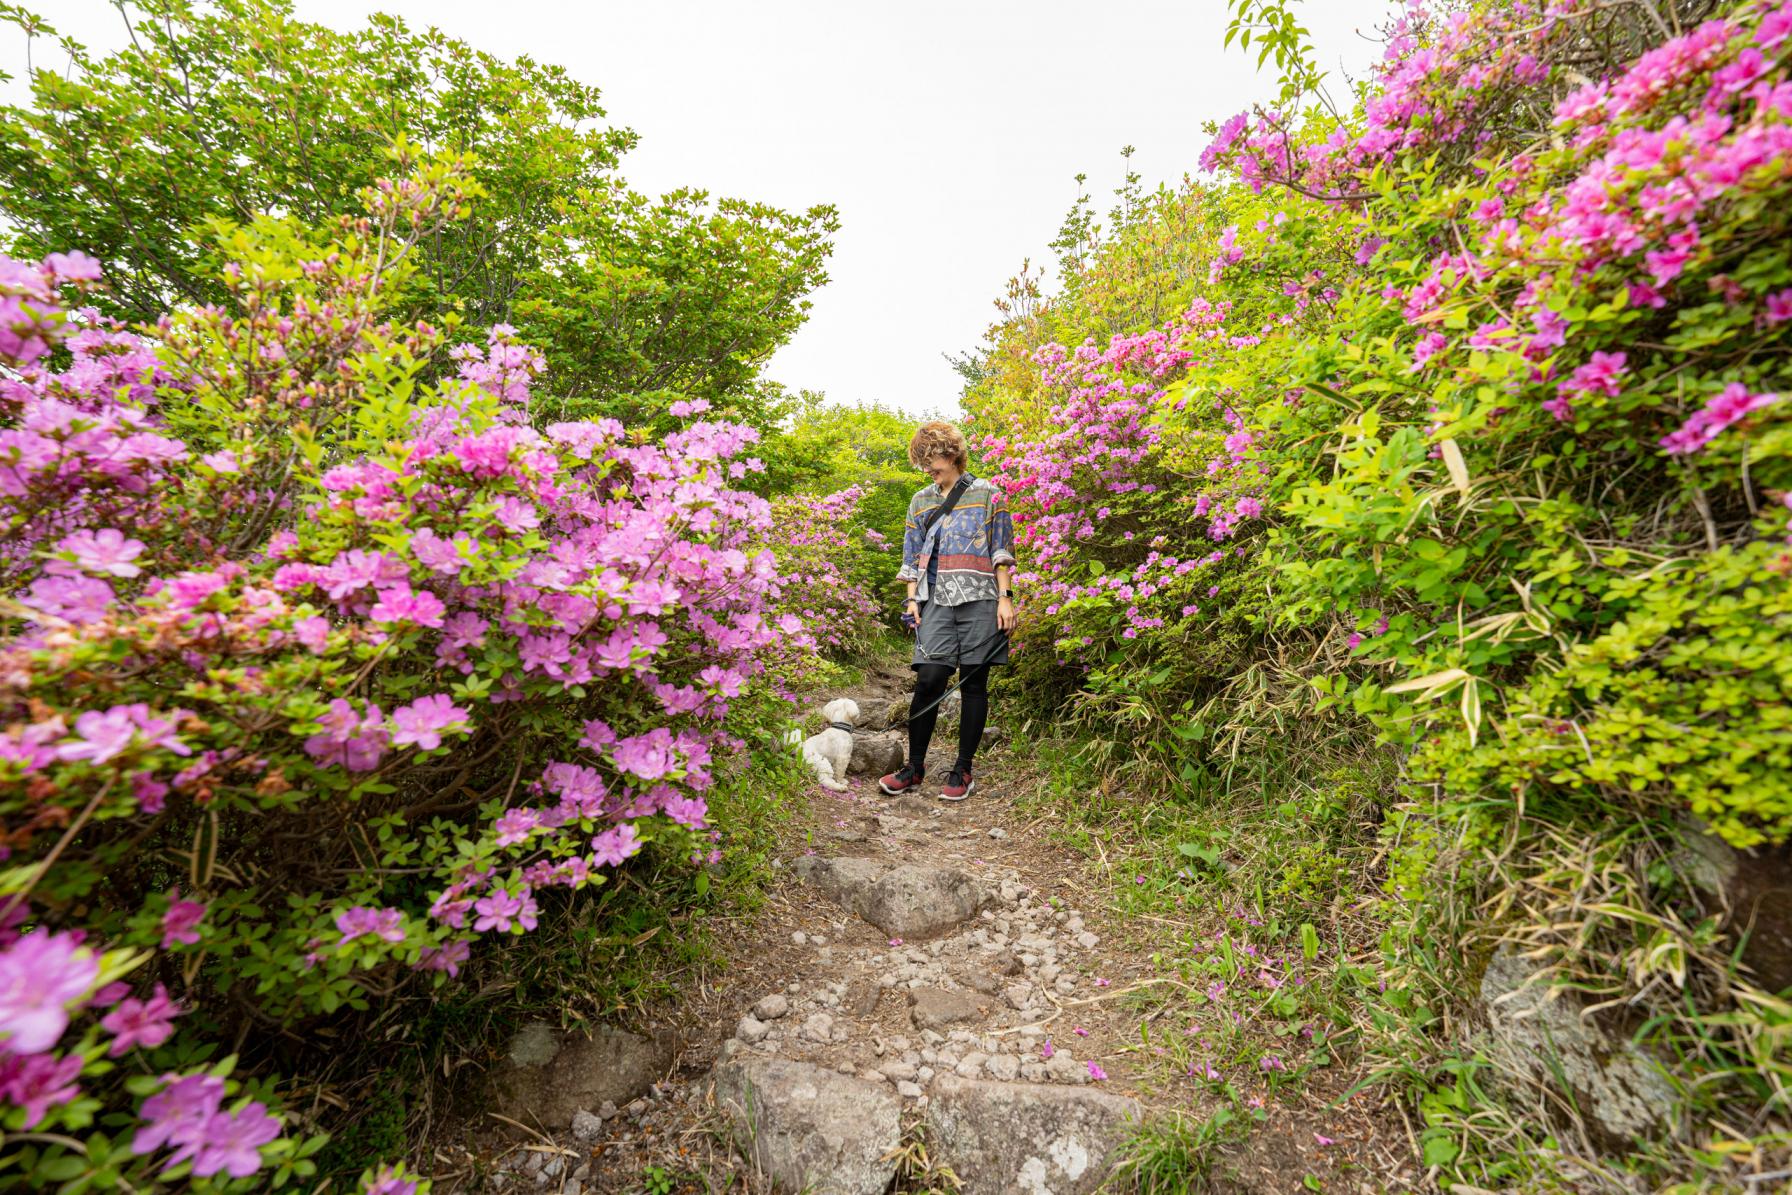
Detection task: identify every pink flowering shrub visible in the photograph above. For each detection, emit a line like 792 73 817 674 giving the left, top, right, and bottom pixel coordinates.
970 0 1792 1180
0 160 798 1187
760 485 886 677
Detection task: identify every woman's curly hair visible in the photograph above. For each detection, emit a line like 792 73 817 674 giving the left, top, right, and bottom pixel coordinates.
908 421 969 471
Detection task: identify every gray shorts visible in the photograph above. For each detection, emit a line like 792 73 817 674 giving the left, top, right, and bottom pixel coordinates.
913 598 1009 669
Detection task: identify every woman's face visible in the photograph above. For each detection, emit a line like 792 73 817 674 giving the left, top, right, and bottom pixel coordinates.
924 455 959 486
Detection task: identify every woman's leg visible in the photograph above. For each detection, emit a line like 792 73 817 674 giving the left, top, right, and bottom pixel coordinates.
907 663 954 769
955 666 989 771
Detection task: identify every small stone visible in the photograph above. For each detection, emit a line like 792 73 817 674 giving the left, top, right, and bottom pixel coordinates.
985 1054 1021 1081
1020 1062 1048 1082
539 1157 564 1181
962 970 1002 995
792 931 808 945
736 1015 770 1043
993 949 1022 976
1003 983 1032 1010
1075 931 1099 949
955 1052 989 1078
1045 1053 1089 1085
802 1012 835 1043
988 828 1008 840
1064 916 1085 933
570 1109 603 1144
813 935 828 946
881 1060 919 1081
598 1100 618 1119
898 1080 925 1098
836 1060 856 1074
1055 976 1077 994
565 1181 583 1195
755 993 791 1020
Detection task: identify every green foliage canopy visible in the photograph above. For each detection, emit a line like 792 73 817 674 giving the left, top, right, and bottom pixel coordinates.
0 0 838 421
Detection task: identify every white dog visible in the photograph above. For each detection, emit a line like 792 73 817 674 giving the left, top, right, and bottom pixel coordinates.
798 699 859 791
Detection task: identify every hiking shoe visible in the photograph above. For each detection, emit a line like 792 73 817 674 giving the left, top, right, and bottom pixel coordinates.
878 763 924 796
939 764 975 802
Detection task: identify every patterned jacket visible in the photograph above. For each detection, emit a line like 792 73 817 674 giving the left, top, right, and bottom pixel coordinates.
897 474 1017 606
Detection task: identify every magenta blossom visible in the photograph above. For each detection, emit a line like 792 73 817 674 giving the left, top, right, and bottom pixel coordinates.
0 930 99 1053
389 694 470 751
336 906 406 945
161 891 207 948
101 983 184 1055
0 1051 84 1127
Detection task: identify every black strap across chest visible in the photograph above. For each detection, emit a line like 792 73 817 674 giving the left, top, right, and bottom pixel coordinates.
922 477 971 538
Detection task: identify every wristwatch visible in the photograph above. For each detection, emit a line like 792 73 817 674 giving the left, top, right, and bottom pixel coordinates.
1000 589 1014 600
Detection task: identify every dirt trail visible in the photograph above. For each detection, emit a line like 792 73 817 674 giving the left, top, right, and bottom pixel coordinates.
457 658 1419 1194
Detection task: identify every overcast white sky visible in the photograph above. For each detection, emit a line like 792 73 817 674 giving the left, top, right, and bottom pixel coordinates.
13 1 1393 417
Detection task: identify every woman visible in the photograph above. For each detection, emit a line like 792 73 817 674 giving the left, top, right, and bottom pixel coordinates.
879 421 1017 802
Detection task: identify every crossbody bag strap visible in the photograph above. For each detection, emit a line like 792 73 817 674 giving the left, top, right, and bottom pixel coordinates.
922 476 971 538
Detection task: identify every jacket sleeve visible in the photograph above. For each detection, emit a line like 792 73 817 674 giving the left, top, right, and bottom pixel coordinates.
896 494 923 582
987 486 1017 570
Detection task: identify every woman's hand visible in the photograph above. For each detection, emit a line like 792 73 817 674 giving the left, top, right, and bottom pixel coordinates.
904 597 920 634
997 596 1017 631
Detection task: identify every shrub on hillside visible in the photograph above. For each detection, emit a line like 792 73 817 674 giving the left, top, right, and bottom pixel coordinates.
968 0 1792 1182
0 157 798 1188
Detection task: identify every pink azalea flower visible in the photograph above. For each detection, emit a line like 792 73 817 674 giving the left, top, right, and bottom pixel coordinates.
101 983 183 1055
161 891 207 948
0 931 98 1053
131 1072 225 1156
473 890 525 933
494 807 541 847
336 906 406 945
591 822 643 868
52 527 146 578
177 1102 282 1178
0 1051 84 1127
416 940 470 978
1087 1061 1107 1081
389 694 470 751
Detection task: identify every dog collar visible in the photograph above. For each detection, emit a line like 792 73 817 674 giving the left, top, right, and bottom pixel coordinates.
826 721 856 732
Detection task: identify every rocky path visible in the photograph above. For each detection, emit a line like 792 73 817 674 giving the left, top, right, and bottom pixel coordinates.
457 660 1417 1193
466 660 1189 1195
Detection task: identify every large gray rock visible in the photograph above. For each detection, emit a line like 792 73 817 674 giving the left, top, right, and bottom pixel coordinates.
710 1053 902 1195
794 855 990 937
848 734 906 777
1479 948 1674 1146
490 1021 669 1130
927 1074 1142 1194
909 987 983 1030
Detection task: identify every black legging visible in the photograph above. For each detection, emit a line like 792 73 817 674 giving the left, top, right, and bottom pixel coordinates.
907 664 990 773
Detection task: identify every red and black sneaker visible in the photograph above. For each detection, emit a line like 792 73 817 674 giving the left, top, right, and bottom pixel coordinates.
939 764 975 802
878 762 924 796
